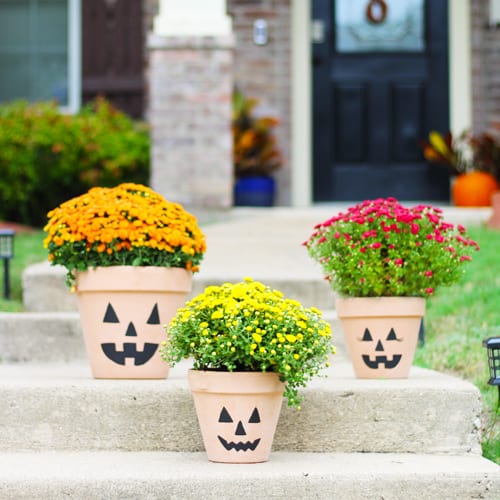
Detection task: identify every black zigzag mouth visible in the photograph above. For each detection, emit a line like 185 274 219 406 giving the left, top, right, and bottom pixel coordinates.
217 436 261 452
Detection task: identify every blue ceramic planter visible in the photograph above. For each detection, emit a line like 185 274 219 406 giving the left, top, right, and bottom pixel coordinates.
234 176 275 207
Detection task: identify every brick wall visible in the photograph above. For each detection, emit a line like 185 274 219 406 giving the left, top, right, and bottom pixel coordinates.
227 0 292 205
471 0 500 135
148 35 234 208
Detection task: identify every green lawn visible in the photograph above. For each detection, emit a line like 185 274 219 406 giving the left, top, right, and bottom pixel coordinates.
1 224 499 463
414 225 500 464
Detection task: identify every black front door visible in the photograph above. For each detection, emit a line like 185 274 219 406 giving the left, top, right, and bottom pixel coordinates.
312 0 449 201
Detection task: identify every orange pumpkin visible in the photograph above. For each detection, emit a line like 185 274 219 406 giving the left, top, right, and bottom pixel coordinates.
452 171 499 207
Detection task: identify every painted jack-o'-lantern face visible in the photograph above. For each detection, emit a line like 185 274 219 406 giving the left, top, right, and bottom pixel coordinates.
360 327 403 369
217 406 262 452
100 302 160 366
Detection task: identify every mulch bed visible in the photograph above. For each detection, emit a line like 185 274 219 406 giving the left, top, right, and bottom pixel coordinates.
0 221 37 234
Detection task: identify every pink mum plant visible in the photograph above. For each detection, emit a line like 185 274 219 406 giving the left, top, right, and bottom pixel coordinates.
304 198 479 297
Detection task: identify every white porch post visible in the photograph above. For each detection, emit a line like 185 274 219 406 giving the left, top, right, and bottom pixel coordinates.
154 0 231 36
291 0 312 207
449 0 472 134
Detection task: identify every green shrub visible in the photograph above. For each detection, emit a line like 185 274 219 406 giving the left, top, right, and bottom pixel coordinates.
0 97 150 227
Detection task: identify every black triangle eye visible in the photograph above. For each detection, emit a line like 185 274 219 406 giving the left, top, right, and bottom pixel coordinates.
361 328 373 341
386 328 397 341
103 303 119 323
218 407 233 423
147 304 160 325
248 408 260 423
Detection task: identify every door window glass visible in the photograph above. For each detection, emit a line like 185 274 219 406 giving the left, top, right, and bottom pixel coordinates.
335 0 425 53
0 0 79 110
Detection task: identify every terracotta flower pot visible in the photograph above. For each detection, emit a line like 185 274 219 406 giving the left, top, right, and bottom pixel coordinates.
188 369 285 463
336 297 426 379
76 266 192 379
487 191 500 229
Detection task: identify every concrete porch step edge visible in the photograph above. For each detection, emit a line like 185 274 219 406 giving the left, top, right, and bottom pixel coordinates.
21 261 335 313
0 311 347 363
0 451 498 499
0 360 482 455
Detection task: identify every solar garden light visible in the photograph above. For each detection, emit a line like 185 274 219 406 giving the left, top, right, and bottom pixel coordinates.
483 337 500 407
0 229 15 299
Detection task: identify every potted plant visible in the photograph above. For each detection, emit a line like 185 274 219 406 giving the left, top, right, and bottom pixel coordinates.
421 129 499 206
44 182 206 379
232 89 282 206
159 277 334 463
304 197 479 379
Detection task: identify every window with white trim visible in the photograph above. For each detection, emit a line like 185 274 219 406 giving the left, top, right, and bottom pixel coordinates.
0 0 80 112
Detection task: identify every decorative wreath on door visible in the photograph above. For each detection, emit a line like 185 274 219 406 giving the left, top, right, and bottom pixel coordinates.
366 0 388 24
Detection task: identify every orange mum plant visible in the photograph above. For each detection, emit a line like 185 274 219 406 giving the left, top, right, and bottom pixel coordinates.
44 183 206 286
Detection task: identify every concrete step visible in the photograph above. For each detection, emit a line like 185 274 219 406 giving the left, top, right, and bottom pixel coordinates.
0 311 346 363
0 450 498 499
0 312 85 363
0 360 482 455
22 261 334 313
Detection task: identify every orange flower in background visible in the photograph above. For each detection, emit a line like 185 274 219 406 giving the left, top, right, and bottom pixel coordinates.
44 183 206 286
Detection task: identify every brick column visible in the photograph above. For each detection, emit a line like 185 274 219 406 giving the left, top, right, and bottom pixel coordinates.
147 33 234 208
471 0 500 135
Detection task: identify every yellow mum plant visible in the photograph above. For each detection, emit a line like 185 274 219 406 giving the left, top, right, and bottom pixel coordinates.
44 183 206 286
160 278 335 408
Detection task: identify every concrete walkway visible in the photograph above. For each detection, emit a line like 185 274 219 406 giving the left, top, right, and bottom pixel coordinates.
193 203 493 286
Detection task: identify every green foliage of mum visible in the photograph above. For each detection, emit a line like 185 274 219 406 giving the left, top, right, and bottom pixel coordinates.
160 278 335 408
305 198 480 297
